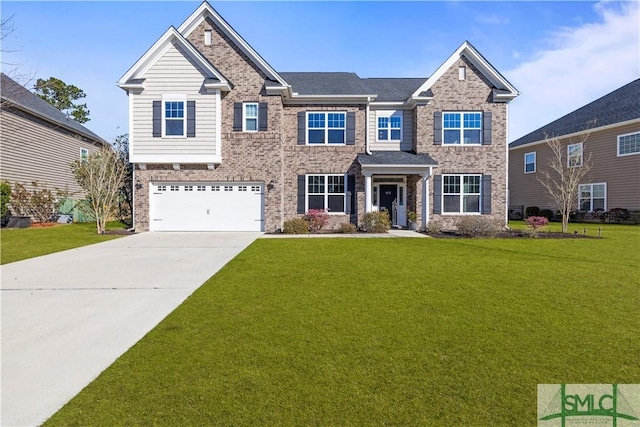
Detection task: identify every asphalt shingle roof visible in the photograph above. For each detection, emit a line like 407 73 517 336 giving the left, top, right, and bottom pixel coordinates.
510 79 640 148
1 73 107 144
279 72 374 96
361 78 427 102
357 151 438 166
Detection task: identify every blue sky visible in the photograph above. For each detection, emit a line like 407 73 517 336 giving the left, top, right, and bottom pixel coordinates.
2 1 638 143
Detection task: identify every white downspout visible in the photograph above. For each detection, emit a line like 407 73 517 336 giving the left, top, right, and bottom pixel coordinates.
505 103 510 227
365 96 372 155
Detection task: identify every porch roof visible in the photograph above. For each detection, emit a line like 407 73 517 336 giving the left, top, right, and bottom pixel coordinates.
357 151 438 176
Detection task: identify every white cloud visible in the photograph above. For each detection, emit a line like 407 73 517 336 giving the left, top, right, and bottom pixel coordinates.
507 1 640 141
475 14 510 26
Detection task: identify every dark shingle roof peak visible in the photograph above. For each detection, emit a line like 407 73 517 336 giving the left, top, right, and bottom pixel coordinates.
1 73 107 145
510 79 640 148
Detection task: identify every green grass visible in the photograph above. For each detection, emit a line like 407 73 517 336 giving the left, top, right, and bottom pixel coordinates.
0 221 128 265
45 224 640 426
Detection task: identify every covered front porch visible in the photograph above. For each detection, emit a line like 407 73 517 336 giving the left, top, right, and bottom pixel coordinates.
357 152 438 229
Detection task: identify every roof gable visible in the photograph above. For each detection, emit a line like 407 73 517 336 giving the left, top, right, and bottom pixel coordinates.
117 26 230 91
510 79 640 148
1 73 107 145
177 1 287 87
411 41 518 102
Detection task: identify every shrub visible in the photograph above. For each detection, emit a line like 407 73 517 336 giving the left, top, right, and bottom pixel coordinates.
336 222 357 234
607 208 630 224
283 218 309 234
629 211 640 225
425 219 442 234
361 211 391 233
10 181 67 223
454 216 502 238
1 180 11 217
524 206 540 218
524 216 549 238
539 209 554 220
304 209 329 233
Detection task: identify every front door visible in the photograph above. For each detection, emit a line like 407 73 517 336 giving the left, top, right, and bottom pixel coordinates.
379 184 397 224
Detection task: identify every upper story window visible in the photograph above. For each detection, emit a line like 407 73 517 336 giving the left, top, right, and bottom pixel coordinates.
524 152 536 173
567 143 583 167
308 112 345 144
162 95 187 137
442 174 482 214
243 103 258 132
618 132 640 156
80 148 89 163
377 112 402 141
443 112 482 145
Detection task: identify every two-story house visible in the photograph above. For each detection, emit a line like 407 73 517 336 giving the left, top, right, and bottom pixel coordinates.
509 79 640 215
1 73 107 220
118 2 519 232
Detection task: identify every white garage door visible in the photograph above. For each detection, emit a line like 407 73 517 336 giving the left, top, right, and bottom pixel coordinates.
149 183 264 231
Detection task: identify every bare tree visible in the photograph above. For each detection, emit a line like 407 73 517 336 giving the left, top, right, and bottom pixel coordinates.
537 132 592 233
70 146 128 234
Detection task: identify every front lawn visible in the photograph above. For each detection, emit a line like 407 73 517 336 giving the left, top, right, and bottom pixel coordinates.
0 221 128 265
45 224 640 426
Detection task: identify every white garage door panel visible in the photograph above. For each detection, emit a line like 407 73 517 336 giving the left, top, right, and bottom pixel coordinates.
150 183 264 231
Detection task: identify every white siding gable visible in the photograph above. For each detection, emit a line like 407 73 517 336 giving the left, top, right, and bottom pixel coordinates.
130 42 220 164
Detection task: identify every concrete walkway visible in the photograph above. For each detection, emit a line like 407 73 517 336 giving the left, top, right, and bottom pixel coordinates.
1 232 261 427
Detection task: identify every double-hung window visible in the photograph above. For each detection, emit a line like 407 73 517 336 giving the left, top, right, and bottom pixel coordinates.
443 112 482 144
442 174 482 213
165 101 184 136
524 152 536 173
307 174 346 212
579 183 606 212
567 143 583 167
243 103 258 132
617 132 640 156
308 112 346 144
377 112 402 141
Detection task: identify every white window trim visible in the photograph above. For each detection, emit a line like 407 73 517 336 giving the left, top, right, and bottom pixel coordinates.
162 94 187 138
567 142 583 167
305 174 347 214
243 102 259 133
306 112 346 145
442 111 483 145
441 174 483 215
617 131 640 157
524 151 536 174
376 111 403 142
578 182 607 212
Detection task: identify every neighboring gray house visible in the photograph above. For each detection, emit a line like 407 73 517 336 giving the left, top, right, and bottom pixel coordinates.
118 1 519 232
1 73 108 214
509 79 640 214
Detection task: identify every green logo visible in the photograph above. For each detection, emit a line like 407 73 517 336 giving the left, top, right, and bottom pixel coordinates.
539 384 639 427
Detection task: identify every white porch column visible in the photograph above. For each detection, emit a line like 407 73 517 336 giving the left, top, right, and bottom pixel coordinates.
421 174 429 229
364 173 373 213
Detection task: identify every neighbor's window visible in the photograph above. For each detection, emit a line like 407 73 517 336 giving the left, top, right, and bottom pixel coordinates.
567 143 583 167
377 112 402 141
443 112 482 144
524 152 536 173
617 132 640 156
307 112 346 144
579 183 606 212
80 148 89 163
307 174 345 212
442 174 482 214
164 100 185 137
243 103 258 132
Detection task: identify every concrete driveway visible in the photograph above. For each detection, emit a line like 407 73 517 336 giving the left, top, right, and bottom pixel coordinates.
1 232 261 427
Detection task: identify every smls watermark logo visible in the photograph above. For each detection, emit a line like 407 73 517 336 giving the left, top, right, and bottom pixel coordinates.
538 384 640 427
